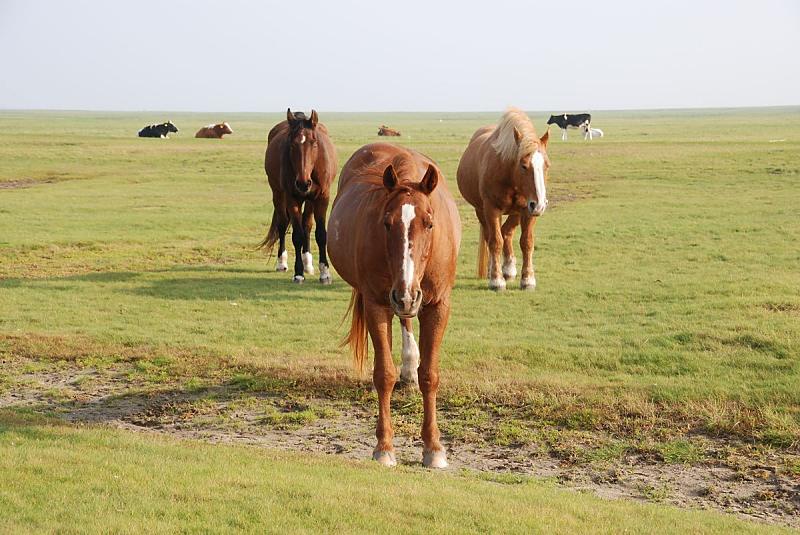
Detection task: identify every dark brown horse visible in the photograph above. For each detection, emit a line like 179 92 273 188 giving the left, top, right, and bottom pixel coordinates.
457 108 551 291
258 109 338 283
328 143 461 468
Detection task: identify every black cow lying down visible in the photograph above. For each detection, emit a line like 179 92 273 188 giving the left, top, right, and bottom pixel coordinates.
547 113 591 141
138 121 179 138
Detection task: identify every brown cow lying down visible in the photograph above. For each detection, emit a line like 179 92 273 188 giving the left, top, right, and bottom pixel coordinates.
195 122 234 138
377 125 401 136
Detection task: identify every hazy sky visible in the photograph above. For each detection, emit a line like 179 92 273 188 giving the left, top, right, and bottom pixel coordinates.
1 0 798 112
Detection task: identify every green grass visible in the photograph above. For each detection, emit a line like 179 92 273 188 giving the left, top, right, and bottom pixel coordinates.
1 108 799 528
0 410 785 534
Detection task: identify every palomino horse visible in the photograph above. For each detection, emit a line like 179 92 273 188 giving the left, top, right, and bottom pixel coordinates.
328 143 461 468
456 108 551 291
258 109 338 283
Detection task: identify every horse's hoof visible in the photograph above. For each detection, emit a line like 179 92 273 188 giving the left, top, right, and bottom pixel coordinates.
422 449 448 469
292 275 305 284
319 264 332 284
372 449 397 467
396 373 419 390
302 252 314 275
488 278 506 291
520 277 537 291
276 251 288 272
502 259 517 281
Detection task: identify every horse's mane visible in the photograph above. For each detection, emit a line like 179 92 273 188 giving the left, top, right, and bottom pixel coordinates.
490 107 539 163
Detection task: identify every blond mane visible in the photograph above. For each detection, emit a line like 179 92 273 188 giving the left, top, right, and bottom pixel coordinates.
491 108 539 163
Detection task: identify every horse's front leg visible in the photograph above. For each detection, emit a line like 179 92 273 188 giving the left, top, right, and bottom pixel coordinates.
418 299 450 468
287 201 306 283
301 202 314 275
520 213 539 290
313 197 332 284
483 204 505 290
365 299 397 466
501 213 520 281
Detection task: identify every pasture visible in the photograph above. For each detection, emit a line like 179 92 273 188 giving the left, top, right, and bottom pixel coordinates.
1 108 799 531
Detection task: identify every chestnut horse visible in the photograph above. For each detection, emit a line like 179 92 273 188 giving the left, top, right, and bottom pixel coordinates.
258 109 338 283
456 108 551 291
328 143 461 468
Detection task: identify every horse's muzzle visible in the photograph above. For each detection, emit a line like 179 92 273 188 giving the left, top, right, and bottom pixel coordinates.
295 179 312 194
390 288 423 318
528 199 548 217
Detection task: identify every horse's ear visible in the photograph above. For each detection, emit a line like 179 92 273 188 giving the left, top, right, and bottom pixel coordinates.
310 109 319 127
383 164 398 191
420 164 439 195
513 127 522 144
540 128 550 148
286 108 294 123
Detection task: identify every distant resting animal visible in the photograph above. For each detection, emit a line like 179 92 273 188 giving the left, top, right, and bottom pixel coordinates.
257 109 338 283
457 108 551 291
138 121 179 138
328 142 461 469
546 113 591 141
195 122 233 138
377 125 401 136
580 123 604 141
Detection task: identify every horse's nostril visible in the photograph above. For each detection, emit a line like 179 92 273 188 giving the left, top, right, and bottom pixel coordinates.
390 290 399 305
414 290 422 303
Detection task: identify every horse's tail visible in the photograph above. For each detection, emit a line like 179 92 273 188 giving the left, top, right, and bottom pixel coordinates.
256 210 281 253
477 225 489 278
341 289 368 375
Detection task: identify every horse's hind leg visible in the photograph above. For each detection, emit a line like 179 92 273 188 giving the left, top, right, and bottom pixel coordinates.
365 300 397 466
501 214 520 281
398 317 419 388
418 299 450 468
274 197 289 272
520 214 539 290
482 204 506 291
301 202 314 275
288 201 306 282
313 197 332 284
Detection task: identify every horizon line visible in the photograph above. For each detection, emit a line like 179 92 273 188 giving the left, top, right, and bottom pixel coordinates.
1 104 799 115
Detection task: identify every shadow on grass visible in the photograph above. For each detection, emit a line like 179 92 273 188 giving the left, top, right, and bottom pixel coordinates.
1 266 345 302
126 276 342 301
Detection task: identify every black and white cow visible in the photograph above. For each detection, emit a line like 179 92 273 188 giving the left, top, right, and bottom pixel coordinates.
546 113 591 141
138 121 179 138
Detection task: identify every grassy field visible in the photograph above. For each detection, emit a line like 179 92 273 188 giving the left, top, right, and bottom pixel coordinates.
0 410 789 534
1 108 799 530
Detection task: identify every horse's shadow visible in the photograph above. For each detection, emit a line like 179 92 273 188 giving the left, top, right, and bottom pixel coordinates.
3 266 344 302
125 274 341 302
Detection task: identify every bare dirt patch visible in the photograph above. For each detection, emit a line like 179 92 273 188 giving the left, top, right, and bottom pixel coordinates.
1 354 797 529
0 173 79 190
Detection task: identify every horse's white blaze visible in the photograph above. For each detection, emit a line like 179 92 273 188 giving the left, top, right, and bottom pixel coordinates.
400 204 416 305
400 323 420 383
531 151 547 215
